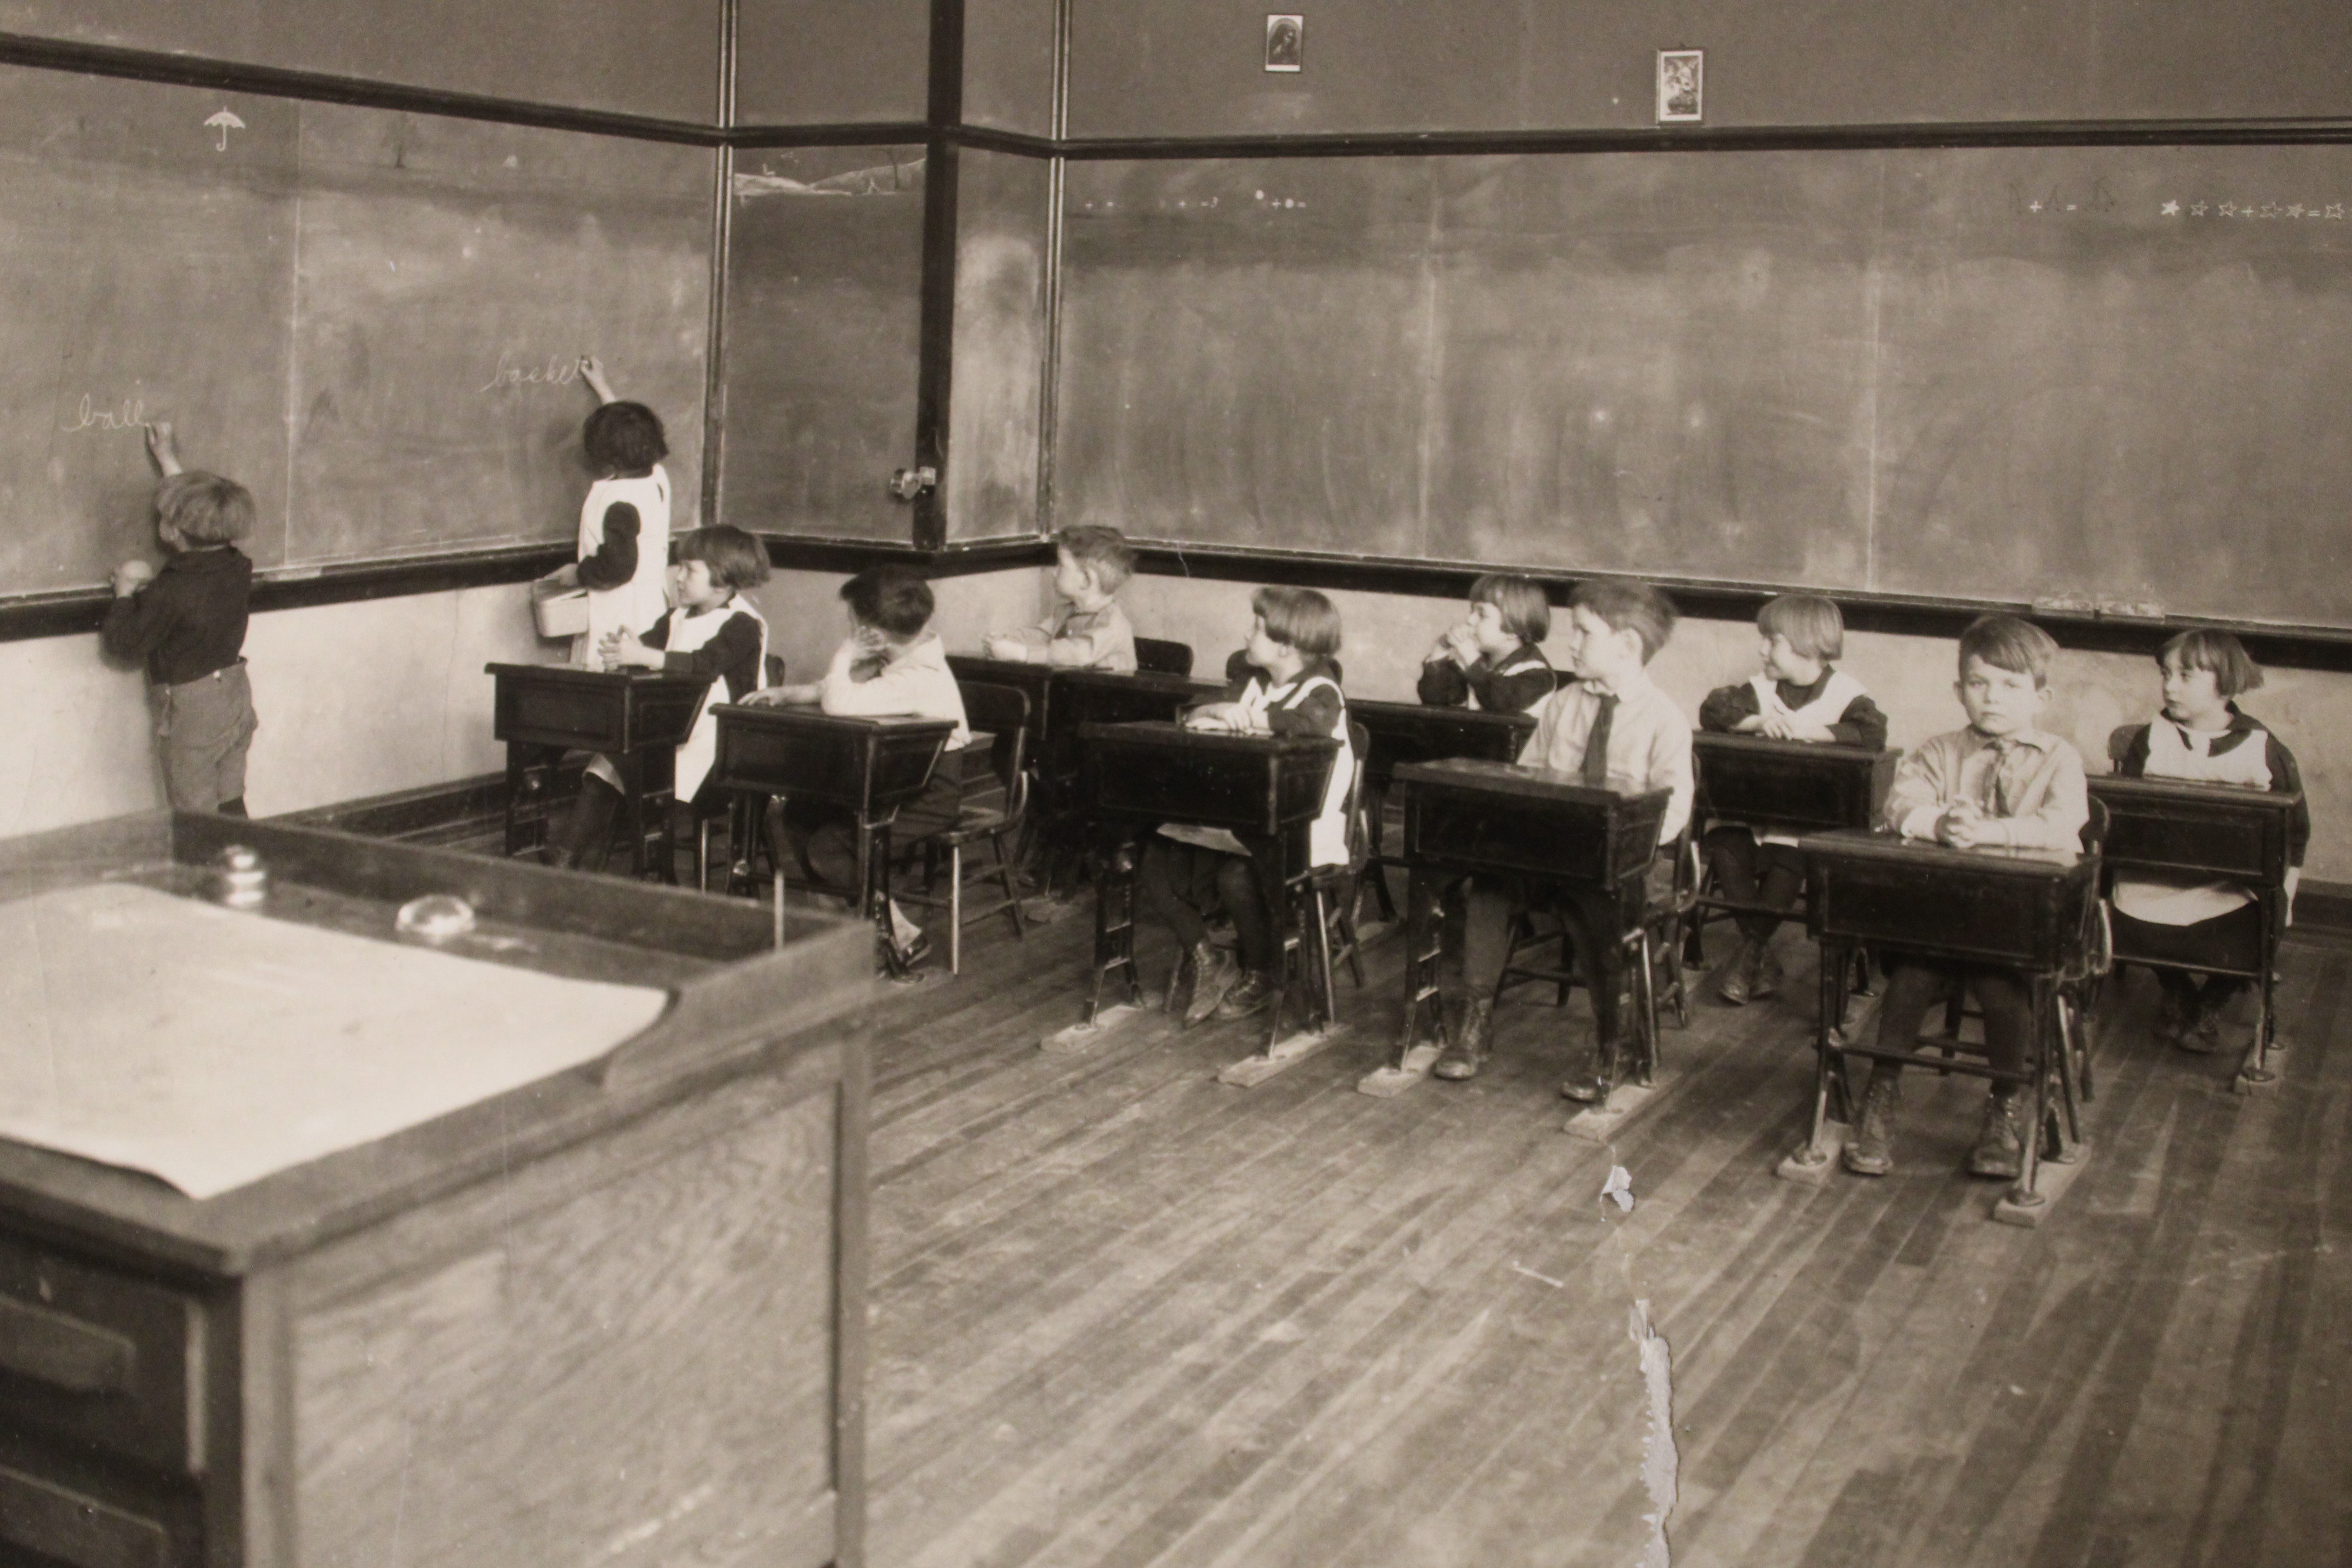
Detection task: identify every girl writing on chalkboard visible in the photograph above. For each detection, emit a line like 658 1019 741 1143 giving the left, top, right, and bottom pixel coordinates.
549 356 671 667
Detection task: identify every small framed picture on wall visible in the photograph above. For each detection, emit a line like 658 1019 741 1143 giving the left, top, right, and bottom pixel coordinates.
1657 49 1703 123
1265 14 1304 73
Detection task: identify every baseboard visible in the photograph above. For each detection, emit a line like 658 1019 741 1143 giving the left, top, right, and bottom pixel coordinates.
2295 878 2352 939
272 763 582 845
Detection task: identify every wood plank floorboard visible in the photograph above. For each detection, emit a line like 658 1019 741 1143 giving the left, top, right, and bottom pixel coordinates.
383 833 2350 1565
854 909 2352 1568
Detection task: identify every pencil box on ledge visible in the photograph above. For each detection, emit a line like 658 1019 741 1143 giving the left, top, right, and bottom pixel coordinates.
531 574 589 639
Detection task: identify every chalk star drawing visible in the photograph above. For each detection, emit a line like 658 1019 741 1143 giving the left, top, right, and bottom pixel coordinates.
2162 200 2181 216
2192 203 2208 216
204 109 244 152
2220 203 2237 216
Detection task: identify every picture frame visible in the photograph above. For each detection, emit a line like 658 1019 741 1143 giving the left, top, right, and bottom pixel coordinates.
1265 14 1303 73
1657 49 1703 123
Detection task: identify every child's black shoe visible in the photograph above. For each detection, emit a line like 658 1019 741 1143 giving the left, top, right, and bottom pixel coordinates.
1967 1089 2026 1180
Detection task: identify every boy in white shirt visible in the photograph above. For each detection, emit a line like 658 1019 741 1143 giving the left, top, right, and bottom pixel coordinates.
751 566 970 971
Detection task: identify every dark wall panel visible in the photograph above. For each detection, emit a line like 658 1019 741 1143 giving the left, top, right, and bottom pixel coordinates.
0 0 721 121
734 0 930 127
1064 0 2352 140
1055 148 2352 629
963 0 1058 138
946 150 1049 538
718 146 925 540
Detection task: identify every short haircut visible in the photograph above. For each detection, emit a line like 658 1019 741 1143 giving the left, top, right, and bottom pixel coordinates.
1055 525 1134 592
155 471 254 545
1570 579 1677 663
1251 585 1343 658
2159 628 2263 696
582 400 669 473
1757 594 1844 660
840 565 934 640
1470 573 1550 644
1959 614 2060 687
675 525 770 591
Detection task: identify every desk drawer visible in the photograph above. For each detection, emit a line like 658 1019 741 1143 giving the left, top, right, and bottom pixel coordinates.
0 1460 176 1568
0 1236 209 1478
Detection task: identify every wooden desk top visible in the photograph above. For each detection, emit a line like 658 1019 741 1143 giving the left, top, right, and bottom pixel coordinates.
0 812 874 1278
2088 774 2301 886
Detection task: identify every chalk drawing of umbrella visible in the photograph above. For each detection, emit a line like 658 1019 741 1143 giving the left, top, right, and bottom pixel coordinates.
206 110 245 151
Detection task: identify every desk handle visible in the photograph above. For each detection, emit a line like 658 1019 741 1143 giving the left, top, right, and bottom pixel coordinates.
0 1295 137 1396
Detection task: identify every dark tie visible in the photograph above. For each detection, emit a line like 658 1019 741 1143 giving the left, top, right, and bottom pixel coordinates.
1582 692 1617 787
1983 737 2016 816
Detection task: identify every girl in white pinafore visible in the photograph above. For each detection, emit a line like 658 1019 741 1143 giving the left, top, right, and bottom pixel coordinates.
563 359 673 667
2109 629 2309 1053
546 526 772 871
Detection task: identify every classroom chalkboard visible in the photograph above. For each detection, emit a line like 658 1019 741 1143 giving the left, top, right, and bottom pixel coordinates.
717 145 925 543
0 66 712 603
947 148 1051 540
1055 147 2352 630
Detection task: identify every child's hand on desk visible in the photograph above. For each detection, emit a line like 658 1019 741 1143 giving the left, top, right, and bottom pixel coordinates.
982 633 1030 661
1184 702 1249 733
1434 622 1480 666
1758 712 1835 742
741 682 821 706
1936 802 1998 849
111 559 156 597
600 628 659 669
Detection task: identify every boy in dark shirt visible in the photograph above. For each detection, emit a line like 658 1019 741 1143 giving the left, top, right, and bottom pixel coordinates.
101 422 258 816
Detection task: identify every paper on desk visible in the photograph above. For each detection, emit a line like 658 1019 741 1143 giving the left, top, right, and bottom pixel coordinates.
0 884 671 1199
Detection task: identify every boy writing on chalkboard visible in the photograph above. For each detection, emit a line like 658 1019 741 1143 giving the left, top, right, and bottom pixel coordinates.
102 422 259 816
1846 615 2089 1181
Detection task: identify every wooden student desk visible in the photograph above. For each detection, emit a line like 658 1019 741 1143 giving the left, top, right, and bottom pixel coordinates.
1792 828 2102 1222
1348 701 1535 922
2089 774 2302 1087
486 662 710 878
1388 760 1671 1092
1041 670 1218 785
0 811 877 1568
1690 731 1896 956
943 655 1053 739
1073 720 1341 1052
707 704 960 936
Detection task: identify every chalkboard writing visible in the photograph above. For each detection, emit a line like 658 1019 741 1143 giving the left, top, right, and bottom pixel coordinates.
1055 147 2352 630
0 66 712 603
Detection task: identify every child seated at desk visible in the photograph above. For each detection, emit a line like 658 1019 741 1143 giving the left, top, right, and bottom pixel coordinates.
2110 630 2308 1054
1434 581 1692 1094
1417 572 1557 714
1141 587 1351 1026
748 566 970 971
545 526 773 871
1847 615 2088 1181
548 357 672 666
102 422 259 816
1698 593 1888 1005
983 524 1138 672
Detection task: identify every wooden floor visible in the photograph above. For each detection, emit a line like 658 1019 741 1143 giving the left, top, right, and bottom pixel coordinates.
856 896 2352 1568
